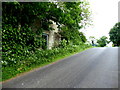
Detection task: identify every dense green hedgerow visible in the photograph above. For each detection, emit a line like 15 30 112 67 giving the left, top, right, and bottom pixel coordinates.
2 44 91 81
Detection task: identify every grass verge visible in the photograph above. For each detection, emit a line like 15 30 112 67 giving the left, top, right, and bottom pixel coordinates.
2 45 93 82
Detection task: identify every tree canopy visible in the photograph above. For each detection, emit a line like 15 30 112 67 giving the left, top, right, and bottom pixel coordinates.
109 22 120 46
97 36 109 47
2 1 91 52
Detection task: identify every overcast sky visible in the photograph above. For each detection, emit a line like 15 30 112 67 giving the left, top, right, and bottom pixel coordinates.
81 0 119 41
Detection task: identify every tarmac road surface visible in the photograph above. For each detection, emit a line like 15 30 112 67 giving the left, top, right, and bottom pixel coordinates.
2 47 119 88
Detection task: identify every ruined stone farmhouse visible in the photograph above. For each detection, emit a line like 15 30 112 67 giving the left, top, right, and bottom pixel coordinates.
31 20 61 49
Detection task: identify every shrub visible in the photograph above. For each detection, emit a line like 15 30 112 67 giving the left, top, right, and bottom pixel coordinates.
2 43 92 81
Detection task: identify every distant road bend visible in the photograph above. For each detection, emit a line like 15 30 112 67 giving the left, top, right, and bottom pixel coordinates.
3 47 119 88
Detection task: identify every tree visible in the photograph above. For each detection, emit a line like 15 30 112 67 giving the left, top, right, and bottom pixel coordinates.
109 22 120 46
57 1 91 44
2 1 91 68
2 1 91 58
97 36 109 47
79 32 87 43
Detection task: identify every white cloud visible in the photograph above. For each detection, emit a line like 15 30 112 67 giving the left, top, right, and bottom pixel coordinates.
81 0 119 40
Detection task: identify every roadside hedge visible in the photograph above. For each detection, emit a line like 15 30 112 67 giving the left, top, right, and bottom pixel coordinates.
2 44 91 81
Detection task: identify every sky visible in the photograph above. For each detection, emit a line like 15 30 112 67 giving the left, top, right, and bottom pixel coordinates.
81 0 119 42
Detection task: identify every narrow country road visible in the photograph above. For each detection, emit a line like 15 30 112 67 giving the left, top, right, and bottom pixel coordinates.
2 47 119 88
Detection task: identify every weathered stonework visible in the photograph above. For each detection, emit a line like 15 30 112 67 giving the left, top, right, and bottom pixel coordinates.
31 19 61 49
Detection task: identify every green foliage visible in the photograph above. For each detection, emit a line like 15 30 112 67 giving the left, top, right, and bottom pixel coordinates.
2 2 60 30
58 1 90 44
59 39 67 48
2 44 92 81
79 32 87 43
60 27 87 45
109 22 120 46
2 1 91 81
2 2 90 50
97 36 109 47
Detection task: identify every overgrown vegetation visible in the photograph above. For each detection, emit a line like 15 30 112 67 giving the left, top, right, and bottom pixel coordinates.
2 1 92 81
2 44 92 81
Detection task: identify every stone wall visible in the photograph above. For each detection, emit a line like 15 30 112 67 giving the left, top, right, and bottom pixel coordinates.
48 20 60 49
31 19 61 49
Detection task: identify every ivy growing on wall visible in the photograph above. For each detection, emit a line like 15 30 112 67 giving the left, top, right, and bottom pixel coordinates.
2 1 91 66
